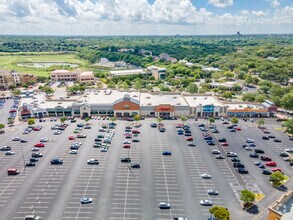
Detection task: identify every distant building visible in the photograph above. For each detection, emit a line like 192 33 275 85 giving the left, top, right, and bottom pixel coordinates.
147 66 166 80
261 100 278 116
51 70 94 84
109 69 145 77
0 70 16 89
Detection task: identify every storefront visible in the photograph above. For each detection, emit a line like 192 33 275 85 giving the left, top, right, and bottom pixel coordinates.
227 108 270 117
155 104 174 118
113 94 140 117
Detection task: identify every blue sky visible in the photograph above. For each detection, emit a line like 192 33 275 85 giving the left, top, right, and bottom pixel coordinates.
0 0 292 35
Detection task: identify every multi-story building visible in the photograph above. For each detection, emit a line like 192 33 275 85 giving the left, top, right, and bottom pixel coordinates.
268 189 293 220
147 66 166 80
51 70 95 84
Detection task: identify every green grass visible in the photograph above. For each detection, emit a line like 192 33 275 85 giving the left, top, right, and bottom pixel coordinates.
0 52 88 77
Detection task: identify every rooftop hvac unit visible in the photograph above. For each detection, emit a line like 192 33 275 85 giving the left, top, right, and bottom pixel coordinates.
176 102 181 105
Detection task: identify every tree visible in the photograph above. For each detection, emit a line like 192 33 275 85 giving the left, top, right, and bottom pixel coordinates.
223 71 234 80
186 83 198 94
110 117 117 123
0 123 4 131
180 116 187 125
12 88 21 96
281 93 293 110
255 94 267 103
222 91 233 99
208 117 215 125
282 119 293 135
84 117 90 122
7 118 15 126
133 115 141 121
231 117 239 125
43 86 54 95
242 93 256 102
209 206 230 220
270 171 285 187
257 118 265 128
240 190 255 207
27 118 35 125
245 75 254 85
133 80 142 90
156 117 163 124
60 116 67 124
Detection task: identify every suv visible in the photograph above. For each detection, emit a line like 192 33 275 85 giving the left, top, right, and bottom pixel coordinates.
233 163 245 168
51 158 63 165
121 158 131 163
237 168 249 174
7 168 20 175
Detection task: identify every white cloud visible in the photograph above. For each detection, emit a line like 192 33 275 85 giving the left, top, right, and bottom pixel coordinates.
272 0 280 8
251 10 267 17
0 0 292 35
208 0 234 8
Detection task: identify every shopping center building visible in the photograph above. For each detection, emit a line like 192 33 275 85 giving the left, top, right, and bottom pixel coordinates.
18 89 275 119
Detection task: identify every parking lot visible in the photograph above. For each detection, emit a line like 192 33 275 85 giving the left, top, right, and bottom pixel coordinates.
0 117 292 220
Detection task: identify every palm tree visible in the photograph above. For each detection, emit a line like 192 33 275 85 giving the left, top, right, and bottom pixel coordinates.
0 123 4 131
60 116 67 125
231 117 239 125
156 117 163 124
27 118 35 125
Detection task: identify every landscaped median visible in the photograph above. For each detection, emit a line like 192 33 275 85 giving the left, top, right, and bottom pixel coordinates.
271 175 289 188
254 193 265 202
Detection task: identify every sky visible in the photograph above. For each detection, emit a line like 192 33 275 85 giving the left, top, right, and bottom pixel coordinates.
0 0 293 36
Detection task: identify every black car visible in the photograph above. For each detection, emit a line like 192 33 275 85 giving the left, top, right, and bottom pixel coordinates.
93 143 101 148
30 158 38 163
70 145 80 150
218 138 226 142
20 139 28 143
231 158 241 163
262 136 269 140
273 139 282 142
237 168 249 174
0 146 11 151
188 143 196 147
130 163 140 168
216 155 225 159
25 162 35 167
159 127 166 132
121 157 131 163
95 138 102 142
249 153 259 158
150 123 157 128
51 158 63 165
262 169 272 175
268 135 276 139
233 163 245 168
254 149 265 154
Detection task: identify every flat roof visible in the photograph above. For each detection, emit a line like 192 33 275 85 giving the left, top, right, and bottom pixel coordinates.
109 69 144 76
76 90 140 105
226 103 263 109
140 93 188 106
184 95 223 107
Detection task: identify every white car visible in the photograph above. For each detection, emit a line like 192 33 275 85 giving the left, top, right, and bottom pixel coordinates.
87 159 99 165
284 157 292 162
54 131 62 135
212 150 220 154
80 197 92 204
244 147 253 151
5 151 15 155
73 142 82 146
201 173 212 179
207 189 219 195
285 148 293 153
69 150 78 154
123 140 131 144
100 148 108 152
40 137 48 142
31 147 39 151
200 199 213 206
12 137 20 141
159 202 171 209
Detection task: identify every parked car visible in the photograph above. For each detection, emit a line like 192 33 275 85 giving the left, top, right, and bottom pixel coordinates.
87 159 99 165
260 155 272 161
262 169 272 175
51 158 63 165
80 197 92 204
237 168 249 174
265 161 277 167
0 146 11 151
200 200 213 206
25 162 36 167
207 189 219 195
34 143 44 148
130 163 140 168
32 152 43 158
121 157 131 163
201 173 212 179
159 202 171 209
249 153 259 158
162 151 172 156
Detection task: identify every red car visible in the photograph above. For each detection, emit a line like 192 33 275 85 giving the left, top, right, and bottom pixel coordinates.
123 144 131 148
68 135 75 140
186 137 193 141
176 124 183 128
132 130 140 134
221 142 229 146
265 161 277 167
260 155 272 161
235 127 242 131
9 109 17 113
33 127 42 131
34 143 45 148
271 168 282 173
